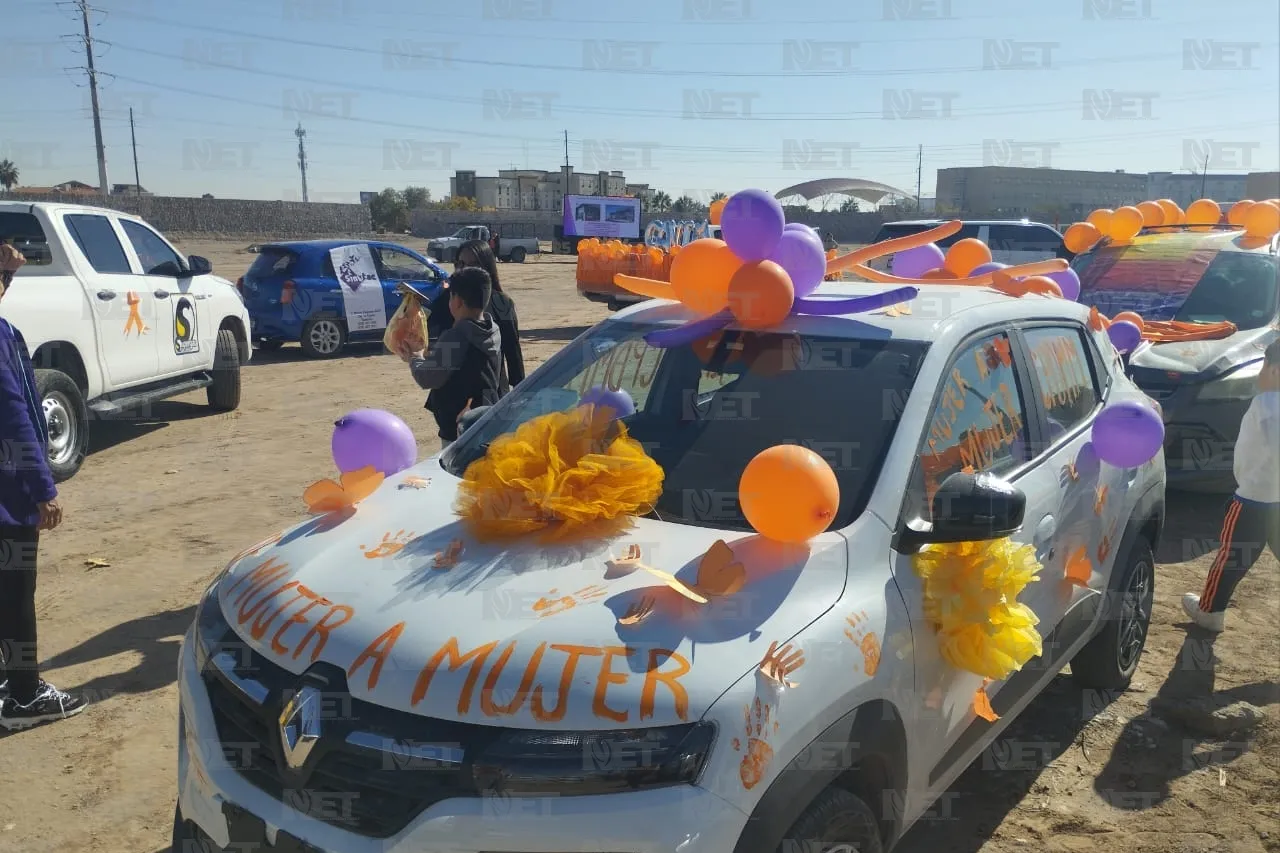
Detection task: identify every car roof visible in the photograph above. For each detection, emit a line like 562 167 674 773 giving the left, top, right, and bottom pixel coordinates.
1078 227 1280 258
263 239 376 252
611 282 1089 344
0 199 147 222
880 218 1056 228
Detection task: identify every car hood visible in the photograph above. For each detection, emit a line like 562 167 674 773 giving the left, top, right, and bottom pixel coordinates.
216 463 849 730
1130 327 1274 377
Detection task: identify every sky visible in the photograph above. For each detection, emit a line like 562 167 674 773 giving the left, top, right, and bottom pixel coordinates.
3 0 1278 206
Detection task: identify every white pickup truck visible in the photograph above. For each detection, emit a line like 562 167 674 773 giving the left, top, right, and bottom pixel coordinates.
0 201 251 481
426 224 539 264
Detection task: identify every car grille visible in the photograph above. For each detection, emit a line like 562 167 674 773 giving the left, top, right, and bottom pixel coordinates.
201 644 486 839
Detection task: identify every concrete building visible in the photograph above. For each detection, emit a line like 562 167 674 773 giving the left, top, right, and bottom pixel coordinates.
936 166 1253 219
449 167 649 211
1246 171 1280 200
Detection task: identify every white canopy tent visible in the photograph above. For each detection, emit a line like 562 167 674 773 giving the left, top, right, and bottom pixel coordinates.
775 178 915 207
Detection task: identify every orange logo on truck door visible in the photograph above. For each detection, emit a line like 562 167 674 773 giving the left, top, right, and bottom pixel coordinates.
123 292 149 336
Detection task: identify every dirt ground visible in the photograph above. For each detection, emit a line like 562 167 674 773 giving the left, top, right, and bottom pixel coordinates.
0 238 1276 853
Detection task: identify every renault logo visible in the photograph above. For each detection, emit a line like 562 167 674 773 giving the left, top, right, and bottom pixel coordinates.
278 686 323 770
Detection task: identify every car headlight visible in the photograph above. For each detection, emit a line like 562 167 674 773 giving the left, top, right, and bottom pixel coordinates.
192 575 231 672
470 722 717 796
1197 360 1263 402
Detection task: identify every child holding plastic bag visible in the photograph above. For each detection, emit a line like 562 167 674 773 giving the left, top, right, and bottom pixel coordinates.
383 285 430 356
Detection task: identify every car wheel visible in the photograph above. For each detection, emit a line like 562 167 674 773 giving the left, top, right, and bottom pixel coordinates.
777 787 884 853
300 314 347 359
207 328 242 411
35 368 89 483
509 246 527 263
256 339 285 352
1070 538 1155 691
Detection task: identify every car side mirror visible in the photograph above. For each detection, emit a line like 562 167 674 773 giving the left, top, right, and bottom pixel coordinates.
187 255 213 276
899 471 1026 550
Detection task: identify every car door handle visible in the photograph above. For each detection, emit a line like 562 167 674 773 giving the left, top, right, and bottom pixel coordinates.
154 289 170 299
194 293 210 300
97 290 116 300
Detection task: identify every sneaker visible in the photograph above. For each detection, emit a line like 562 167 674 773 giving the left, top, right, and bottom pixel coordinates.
0 681 88 731
1181 593 1226 633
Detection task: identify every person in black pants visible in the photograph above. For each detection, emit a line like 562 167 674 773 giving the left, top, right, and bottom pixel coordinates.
0 242 87 730
427 239 525 395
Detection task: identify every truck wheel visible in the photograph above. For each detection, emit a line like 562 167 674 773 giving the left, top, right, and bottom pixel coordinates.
35 369 89 483
1070 539 1155 691
509 246 527 263
301 314 347 359
777 787 883 853
207 328 242 411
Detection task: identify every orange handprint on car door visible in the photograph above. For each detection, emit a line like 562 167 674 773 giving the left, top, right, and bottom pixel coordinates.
123 291 149 336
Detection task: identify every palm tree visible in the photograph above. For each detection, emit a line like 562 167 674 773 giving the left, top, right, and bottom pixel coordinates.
0 160 18 192
839 198 861 213
710 191 728 203
671 195 700 214
650 191 673 212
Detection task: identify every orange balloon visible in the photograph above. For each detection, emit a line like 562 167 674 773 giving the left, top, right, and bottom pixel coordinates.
709 198 727 226
1136 201 1165 227
1021 276 1063 297
739 445 839 543
943 238 992 277
727 260 794 329
1087 208 1113 234
1228 200 1255 226
920 268 958 280
670 238 738 315
1109 206 1144 242
1156 199 1182 225
1243 200 1280 238
1112 311 1145 331
1063 222 1101 254
1185 198 1221 228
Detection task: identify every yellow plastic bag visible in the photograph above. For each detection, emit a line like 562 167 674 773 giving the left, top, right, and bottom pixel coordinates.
383 291 429 355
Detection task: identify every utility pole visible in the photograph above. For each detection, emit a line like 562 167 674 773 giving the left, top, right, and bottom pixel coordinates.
77 0 109 195
915 144 923 211
1200 151 1209 198
129 107 140 198
564 130 570 169
295 123 309 203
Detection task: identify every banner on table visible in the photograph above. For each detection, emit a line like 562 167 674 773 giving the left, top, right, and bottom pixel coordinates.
329 244 387 332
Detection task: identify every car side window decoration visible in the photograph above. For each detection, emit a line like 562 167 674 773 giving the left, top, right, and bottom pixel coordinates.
1024 326 1101 440
914 333 1029 519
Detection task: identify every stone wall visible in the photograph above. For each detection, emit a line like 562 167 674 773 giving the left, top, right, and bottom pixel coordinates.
1 192 372 238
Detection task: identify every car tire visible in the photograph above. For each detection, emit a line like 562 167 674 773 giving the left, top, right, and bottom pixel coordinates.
509 246 527 263
776 787 884 853
256 339 285 352
300 314 347 359
1070 538 1155 691
207 328 242 411
34 368 89 483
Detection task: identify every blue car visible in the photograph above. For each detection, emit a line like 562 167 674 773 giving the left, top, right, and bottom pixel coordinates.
237 240 448 358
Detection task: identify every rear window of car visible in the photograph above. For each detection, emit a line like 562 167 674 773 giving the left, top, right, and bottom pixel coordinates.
0 212 53 266
874 222 980 249
988 224 1063 252
247 248 298 278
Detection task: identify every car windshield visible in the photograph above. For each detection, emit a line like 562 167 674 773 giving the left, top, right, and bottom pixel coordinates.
443 321 929 532
1074 240 1278 330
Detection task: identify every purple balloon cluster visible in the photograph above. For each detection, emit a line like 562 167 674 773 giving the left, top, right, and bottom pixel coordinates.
890 244 1082 301
720 189 828 299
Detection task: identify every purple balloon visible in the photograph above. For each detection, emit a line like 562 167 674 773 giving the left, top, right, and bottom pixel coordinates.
1092 400 1164 468
794 286 919 316
580 385 636 418
891 243 946 278
784 222 818 237
970 261 1008 276
1108 320 1143 353
332 409 417 475
721 189 785 262
1075 441 1101 481
1045 268 1081 301
769 229 827 299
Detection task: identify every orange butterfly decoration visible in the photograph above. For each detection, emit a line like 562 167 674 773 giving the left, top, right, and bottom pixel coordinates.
303 466 385 514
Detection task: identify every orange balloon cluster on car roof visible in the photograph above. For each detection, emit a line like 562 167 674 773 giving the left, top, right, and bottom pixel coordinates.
1064 197 1280 256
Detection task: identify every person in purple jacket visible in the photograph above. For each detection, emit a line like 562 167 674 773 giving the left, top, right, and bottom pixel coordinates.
0 242 87 730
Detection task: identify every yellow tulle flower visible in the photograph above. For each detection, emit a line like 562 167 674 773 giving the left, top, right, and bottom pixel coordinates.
454 404 665 542
913 537 1044 681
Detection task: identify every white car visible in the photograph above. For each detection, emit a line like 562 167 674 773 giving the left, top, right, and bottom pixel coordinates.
0 201 251 480
173 283 1164 852
867 219 1067 274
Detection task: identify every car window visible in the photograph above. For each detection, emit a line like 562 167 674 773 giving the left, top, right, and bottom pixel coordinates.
121 220 183 275
0 212 53 266
989 224 1062 253
445 323 930 532
246 248 296 278
375 247 433 281
875 222 980 249
1173 252 1278 330
911 332 1030 520
1023 326 1101 440
64 214 132 274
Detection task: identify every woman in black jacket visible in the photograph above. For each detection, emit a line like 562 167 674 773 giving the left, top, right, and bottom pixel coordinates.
427 238 525 394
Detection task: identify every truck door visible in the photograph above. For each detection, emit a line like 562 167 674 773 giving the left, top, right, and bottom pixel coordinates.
117 218 211 377
62 212 160 388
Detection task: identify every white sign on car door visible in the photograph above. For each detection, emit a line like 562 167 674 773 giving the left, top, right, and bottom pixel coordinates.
329 243 387 332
